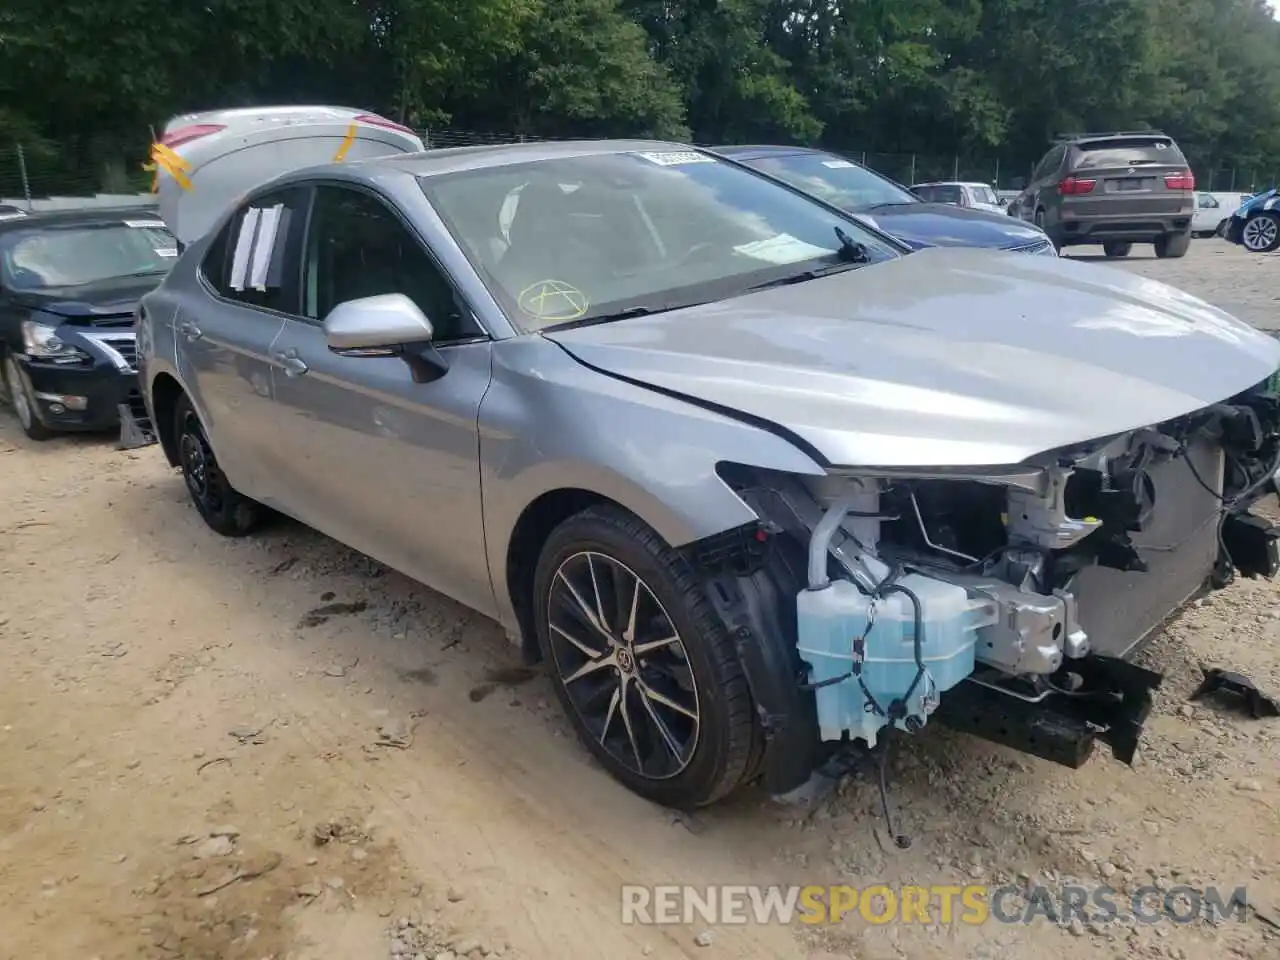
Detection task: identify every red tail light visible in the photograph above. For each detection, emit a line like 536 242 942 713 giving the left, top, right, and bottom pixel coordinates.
1164 171 1195 190
160 123 225 148
353 113 416 135
1058 176 1096 195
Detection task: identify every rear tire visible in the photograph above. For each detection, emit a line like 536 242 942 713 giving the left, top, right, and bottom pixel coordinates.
1102 241 1132 258
2 352 53 441
173 393 264 537
1241 212 1280 253
532 505 757 808
1154 230 1191 259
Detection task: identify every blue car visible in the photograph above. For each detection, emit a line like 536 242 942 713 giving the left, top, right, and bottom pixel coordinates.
716 145 1057 256
1225 188 1280 252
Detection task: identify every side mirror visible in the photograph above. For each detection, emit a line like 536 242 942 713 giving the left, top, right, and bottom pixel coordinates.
1009 177 1026 191
323 293 448 383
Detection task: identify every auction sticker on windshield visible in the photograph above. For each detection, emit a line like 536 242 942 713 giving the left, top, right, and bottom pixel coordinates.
734 233 833 265
123 219 167 229
822 160 856 169
637 151 714 166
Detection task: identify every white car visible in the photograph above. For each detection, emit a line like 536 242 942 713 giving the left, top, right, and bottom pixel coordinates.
909 181 1007 216
1192 191 1252 237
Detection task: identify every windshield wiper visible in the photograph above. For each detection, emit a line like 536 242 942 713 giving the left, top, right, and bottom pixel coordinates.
834 226 871 263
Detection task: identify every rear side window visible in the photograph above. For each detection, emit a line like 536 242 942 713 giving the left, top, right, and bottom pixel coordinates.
201 186 310 314
1031 145 1065 181
1071 138 1186 169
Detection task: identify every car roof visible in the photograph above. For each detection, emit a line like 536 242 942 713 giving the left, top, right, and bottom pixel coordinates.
713 144 833 161
256 139 732 189
369 139 709 178
912 181 994 189
0 207 166 234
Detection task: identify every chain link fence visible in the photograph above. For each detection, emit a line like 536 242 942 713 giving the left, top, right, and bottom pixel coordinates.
2 126 1275 206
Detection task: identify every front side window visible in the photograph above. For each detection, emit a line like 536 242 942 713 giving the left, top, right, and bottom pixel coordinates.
302 186 475 341
422 150 901 332
201 187 309 314
0 220 176 291
738 153 919 212
970 185 1000 205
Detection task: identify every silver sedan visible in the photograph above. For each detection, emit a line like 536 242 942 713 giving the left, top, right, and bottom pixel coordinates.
138 140 1280 812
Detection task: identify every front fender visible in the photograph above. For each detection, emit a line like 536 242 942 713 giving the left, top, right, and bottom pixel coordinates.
480 337 825 631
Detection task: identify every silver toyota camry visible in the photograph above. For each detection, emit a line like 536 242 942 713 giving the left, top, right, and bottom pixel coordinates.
137 138 1280 816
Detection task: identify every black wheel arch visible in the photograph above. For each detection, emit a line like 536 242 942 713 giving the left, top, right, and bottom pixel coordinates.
150 372 186 468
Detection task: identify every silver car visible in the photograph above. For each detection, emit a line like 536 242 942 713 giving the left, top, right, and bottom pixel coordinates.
138 140 1280 815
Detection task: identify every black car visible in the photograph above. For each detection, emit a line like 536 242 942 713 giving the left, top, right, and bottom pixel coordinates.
715 145 1058 255
0 208 176 440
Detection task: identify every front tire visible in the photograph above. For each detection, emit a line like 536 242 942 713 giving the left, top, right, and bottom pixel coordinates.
2 352 53 441
173 393 263 537
1102 241 1132 258
1241 212 1280 252
532 506 757 808
1154 229 1191 259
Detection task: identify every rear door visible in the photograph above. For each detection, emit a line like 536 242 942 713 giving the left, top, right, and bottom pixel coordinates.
1063 137 1194 220
267 182 496 614
175 185 310 504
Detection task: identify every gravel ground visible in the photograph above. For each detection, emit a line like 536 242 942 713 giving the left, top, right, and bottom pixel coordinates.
0 238 1277 960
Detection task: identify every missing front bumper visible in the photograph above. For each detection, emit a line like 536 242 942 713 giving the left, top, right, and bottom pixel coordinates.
932 655 1164 768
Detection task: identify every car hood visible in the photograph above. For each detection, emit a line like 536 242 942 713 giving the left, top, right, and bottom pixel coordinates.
545 247 1280 468
854 202 1047 250
1237 188 1278 216
13 275 164 321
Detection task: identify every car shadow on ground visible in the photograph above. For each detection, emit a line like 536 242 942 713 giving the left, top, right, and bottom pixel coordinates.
120 470 1156 865
0 412 123 456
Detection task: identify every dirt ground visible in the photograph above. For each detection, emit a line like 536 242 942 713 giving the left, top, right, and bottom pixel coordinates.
1 240 1278 960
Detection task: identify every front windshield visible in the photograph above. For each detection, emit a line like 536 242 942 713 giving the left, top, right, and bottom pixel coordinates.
0 221 176 291
422 150 901 330
738 153 918 213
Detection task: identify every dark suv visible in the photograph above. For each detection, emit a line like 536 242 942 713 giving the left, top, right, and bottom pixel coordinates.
1010 132 1195 259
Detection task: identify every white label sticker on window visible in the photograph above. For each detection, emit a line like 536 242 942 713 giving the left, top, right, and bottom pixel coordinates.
248 205 281 290
637 151 714 166
229 208 262 291
822 159 856 169
155 247 178 258
124 219 166 229
733 233 833 265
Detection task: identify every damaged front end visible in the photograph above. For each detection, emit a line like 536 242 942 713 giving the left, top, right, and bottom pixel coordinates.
695 374 1280 801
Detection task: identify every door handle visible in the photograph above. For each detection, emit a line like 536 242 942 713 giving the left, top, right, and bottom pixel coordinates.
177 320 202 341
273 349 309 377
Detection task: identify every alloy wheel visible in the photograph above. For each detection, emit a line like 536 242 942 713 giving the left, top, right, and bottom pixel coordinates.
1242 215 1278 251
546 551 700 780
4 356 32 429
178 409 226 514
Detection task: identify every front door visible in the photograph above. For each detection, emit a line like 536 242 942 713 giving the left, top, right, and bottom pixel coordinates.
268 183 496 615
175 186 310 504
